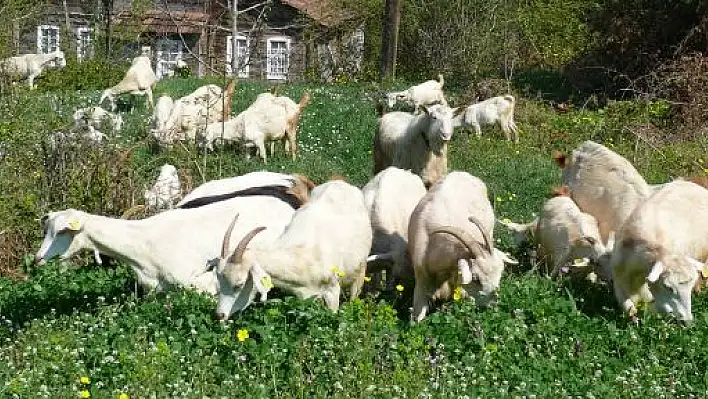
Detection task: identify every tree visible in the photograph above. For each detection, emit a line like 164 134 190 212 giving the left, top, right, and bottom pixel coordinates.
379 0 401 79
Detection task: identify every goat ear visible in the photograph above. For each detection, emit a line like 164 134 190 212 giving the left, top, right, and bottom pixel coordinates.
647 261 665 283
606 231 616 252
250 264 273 302
495 249 519 265
575 236 597 246
457 259 473 284
684 256 708 278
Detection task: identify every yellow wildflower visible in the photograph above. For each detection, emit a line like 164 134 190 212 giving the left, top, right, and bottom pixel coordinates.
331 266 346 278
495 196 503 202
118 394 130 399
395 284 404 292
80 390 91 398
260 276 274 289
501 218 512 224
453 286 463 301
79 376 90 385
237 329 249 342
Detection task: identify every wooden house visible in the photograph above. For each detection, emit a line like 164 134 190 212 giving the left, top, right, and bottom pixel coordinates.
14 0 364 82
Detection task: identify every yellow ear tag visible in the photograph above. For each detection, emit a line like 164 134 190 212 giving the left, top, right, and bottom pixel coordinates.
260 275 274 290
701 266 708 279
68 220 81 231
573 258 585 265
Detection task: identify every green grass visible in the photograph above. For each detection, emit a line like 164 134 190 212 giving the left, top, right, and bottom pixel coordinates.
1 78 708 397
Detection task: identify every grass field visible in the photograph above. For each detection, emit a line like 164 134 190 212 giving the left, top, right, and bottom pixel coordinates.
1 77 708 397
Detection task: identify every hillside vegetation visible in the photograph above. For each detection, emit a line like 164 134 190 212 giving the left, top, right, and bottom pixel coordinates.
0 78 707 397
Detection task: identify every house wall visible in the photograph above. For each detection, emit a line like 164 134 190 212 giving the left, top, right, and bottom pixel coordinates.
16 0 352 82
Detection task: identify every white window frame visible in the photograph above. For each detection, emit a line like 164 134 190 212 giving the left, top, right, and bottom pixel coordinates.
155 38 184 79
266 36 291 80
36 24 60 54
226 35 250 78
76 27 93 61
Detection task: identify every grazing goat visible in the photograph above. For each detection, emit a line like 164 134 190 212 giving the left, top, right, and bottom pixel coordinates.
99 55 157 111
35 196 296 294
611 180 708 323
362 167 427 288
199 92 310 162
151 94 175 131
144 164 181 211
373 103 454 188
453 95 518 143
73 106 123 132
553 140 651 244
408 172 518 322
500 186 612 280
211 180 372 319
386 74 448 110
152 82 235 146
1 50 66 89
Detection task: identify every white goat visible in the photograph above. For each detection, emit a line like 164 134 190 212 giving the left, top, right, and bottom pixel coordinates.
151 94 175 132
362 167 427 288
212 180 372 320
386 74 448 109
144 164 181 211
0 50 66 89
48 126 107 150
452 95 519 143
500 186 612 280
611 180 708 323
35 196 296 294
73 106 123 132
99 55 157 111
199 92 311 162
408 171 518 322
153 84 232 145
373 103 454 188
553 140 651 244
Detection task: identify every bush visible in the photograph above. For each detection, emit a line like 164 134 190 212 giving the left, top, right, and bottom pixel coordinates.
37 59 129 92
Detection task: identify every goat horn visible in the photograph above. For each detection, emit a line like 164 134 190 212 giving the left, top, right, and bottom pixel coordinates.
221 213 240 258
228 226 267 264
430 225 485 260
467 215 492 254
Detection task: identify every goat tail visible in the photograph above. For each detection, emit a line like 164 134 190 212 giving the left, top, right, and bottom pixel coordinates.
121 204 146 219
551 150 567 168
550 185 570 197
297 91 312 112
437 74 445 87
504 94 516 105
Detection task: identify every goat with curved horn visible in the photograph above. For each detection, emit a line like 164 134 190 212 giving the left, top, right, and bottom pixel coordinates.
409 172 518 322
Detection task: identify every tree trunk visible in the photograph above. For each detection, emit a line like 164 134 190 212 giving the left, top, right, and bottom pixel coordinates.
379 0 402 79
231 0 238 75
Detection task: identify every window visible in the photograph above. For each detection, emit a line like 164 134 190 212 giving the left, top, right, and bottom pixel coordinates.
155 38 184 79
76 27 93 61
267 37 290 80
37 25 60 54
226 35 249 78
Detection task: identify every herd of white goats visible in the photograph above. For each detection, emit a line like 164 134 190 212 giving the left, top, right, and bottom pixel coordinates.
5 51 708 324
